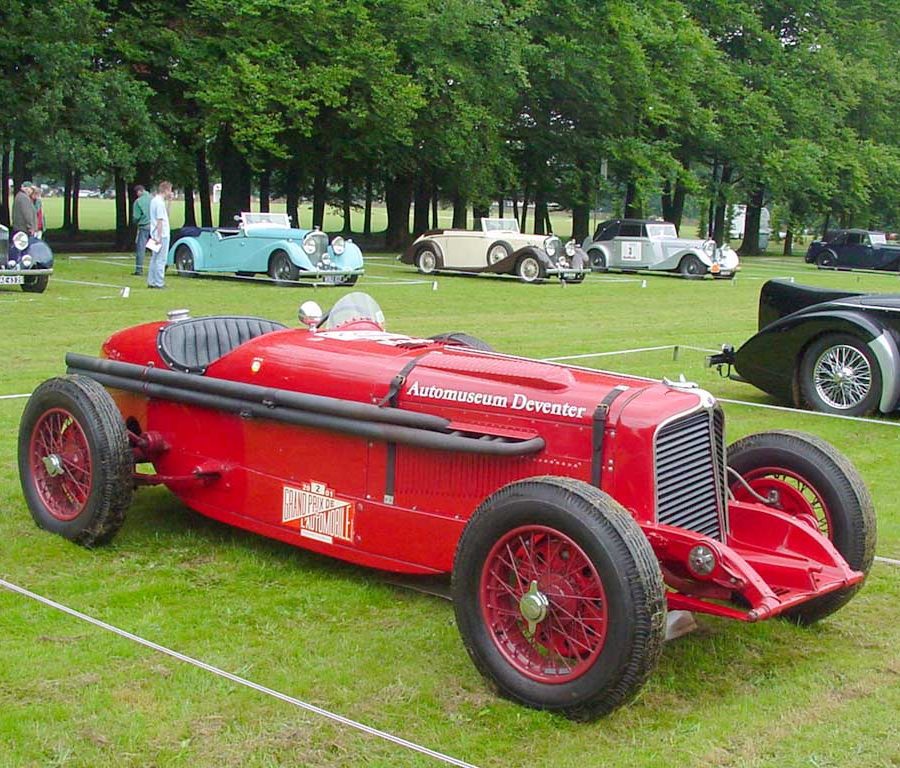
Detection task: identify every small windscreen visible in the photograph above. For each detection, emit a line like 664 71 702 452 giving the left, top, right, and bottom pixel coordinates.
323 292 386 329
481 218 520 233
241 212 291 228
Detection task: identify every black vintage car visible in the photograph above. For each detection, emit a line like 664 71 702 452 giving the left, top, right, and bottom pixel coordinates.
805 229 900 271
708 279 900 416
0 224 54 293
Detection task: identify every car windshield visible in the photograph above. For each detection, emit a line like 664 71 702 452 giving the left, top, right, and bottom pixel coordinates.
646 224 678 239
241 212 291 228
870 232 887 245
481 218 520 233
323 292 386 330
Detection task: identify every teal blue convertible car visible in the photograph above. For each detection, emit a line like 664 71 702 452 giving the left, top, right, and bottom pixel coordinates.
167 212 364 284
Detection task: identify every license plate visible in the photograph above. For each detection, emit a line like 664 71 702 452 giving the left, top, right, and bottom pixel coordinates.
323 274 342 284
0 275 24 285
562 272 579 280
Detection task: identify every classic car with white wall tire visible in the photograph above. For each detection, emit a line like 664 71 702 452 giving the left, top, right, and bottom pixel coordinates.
167 212 364 285
582 219 739 278
400 218 586 283
0 224 54 293
708 279 900 416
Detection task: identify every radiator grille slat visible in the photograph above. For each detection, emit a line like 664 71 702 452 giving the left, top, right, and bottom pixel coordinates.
655 409 725 540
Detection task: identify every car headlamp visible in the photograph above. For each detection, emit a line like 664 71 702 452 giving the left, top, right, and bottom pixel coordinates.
12 232 29 251
331 236 345 255
6 260 15 269
565 240 576 257
543 236 557 257
302 234 318 256
557 256 569 268
702 240 716 255
21 254 33 268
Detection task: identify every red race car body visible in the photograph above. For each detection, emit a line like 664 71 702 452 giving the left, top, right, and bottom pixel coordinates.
19 293 876 719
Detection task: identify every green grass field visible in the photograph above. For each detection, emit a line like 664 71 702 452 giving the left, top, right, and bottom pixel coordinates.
1 253 898 767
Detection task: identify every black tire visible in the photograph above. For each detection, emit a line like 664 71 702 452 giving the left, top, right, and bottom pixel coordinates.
174 245 195 277
799 333 881 416
486 241 511 266
516 254 545 283
815 250 836 269
21 274 49 293
678 254 705 278
588 249 607 271
428 332 494 352
18 376 134 547
727 430 876 624
452 476 666 720
268 250 299 281
564 273 586 284
341 274 359 287
415 246 438 275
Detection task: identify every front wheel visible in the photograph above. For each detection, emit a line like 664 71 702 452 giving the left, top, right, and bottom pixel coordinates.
678 255 705 278
415 247 438 274
268 250 299 281
18 376 134 547
799 333 881 416
727 430 876 624
21 274 49 293
452 477 666 720
516 254 545 283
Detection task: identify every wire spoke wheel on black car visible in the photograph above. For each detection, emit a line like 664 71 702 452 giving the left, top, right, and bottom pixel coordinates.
516 255 544 283
21 274 49 293
415 247 437 274
268 250 299 282
452 477 665 720
18 376 134 547
727 430 876 624
800 333 881 416
678 255 704 278
174 245 195 276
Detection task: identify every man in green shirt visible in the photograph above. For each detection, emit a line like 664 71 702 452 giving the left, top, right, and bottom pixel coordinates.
132 184 152 275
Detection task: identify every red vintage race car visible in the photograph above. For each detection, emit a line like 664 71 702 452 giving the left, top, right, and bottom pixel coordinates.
18 293 876 720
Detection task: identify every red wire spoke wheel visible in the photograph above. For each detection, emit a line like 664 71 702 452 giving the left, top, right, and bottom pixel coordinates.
453 477 665 720
726 430 876 624
18 376 134 547
29 408 93 522
480 525 608 683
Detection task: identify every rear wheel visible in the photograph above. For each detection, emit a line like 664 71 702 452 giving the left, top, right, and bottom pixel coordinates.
268 250 299 281
21 274 49 293
678 255 705 278
816 250 836 269
588 249 607 272
487 243 511 266
453 477 666 720
415 247 438 275
18 376 133 547
174 245 195 276
799 333 881 416
727 430 875 624
516 254 545 283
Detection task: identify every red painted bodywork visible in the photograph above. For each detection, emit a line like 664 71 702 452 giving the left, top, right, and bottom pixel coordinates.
98 316 863 621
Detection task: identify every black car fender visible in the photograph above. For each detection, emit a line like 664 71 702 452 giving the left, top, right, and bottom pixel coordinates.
735 309 900 411
401 239 445 268
485 245 546 274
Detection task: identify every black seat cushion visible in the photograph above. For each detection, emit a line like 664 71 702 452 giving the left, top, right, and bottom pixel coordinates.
158 316 287 373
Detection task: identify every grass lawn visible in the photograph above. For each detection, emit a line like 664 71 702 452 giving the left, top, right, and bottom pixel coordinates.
1 253 898 767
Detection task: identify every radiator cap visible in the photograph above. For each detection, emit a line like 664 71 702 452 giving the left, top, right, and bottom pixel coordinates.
167 308 191 322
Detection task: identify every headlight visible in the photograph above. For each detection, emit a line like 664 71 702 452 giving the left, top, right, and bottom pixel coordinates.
565 240 576 257
302 234 317 256
688 544 716 576
702 240 716 255
331 236 345 255
557 256 569 268
6 260 15 269
21 254 33 268
543 236 557 256
12 232 29 251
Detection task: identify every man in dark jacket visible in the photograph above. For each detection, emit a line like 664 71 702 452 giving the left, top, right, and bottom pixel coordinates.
12 181 36 235
132 184 152 275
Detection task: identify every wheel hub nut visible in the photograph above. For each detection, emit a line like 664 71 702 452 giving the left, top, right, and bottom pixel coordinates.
519 580 549 634
42 454 64 477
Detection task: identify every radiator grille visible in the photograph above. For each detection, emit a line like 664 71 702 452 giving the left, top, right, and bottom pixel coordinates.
655 409 725 540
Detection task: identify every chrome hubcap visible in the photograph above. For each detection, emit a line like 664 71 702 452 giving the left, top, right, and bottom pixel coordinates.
814 344 871 409
518 580 549 634
42 454 65 477
489 247 505 264
419 251 436 272
520 258 539 280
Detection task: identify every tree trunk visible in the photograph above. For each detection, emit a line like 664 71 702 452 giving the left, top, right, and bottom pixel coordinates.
259 169 271 213
783 228 794 257
472 202 490 224
196 146 213 227
512 195 519 224
312 170 326 229
623 181 641 218
363 177 373 235
452 192 467 229
821 212 831 240
218 130 251 226
497 197 505 219
63 170 73 231
114 171 129 249
72 172 81 233
183 185 197 227
413 177 430 236
431 185 438 229
712 164 732 245
0 146 9 227
738 186 765 256
519 189 529 232
342 176 352 233
286 162 300 228
384 174 413 249
572 203 590 243
662 178 687 231
533 191 547 235
11 144 29 190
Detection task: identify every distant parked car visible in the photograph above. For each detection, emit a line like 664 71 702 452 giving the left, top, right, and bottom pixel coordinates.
401 218 586 283
805 229 900 271
582 219 739 278
0 225 54 293
167 212 364 285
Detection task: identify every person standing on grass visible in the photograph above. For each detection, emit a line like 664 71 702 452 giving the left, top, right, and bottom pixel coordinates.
132 184 152 275
30 185 44 238
147 181 173 289
12 181 36 236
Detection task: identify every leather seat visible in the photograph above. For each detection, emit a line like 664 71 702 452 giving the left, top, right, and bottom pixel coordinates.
158 316 287 374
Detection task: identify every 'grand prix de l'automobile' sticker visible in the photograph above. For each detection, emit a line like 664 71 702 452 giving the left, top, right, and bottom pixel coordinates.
282 481 354 545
